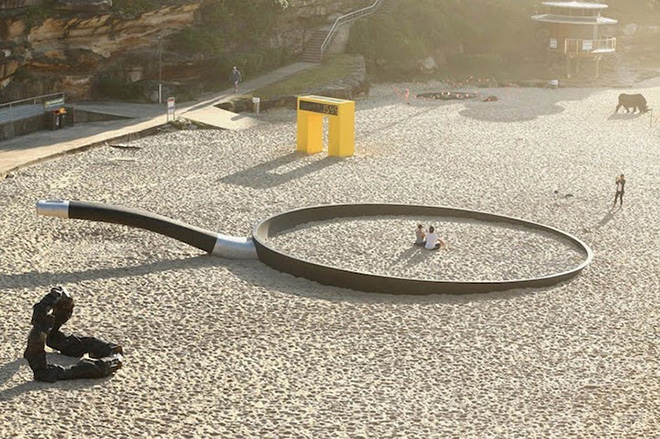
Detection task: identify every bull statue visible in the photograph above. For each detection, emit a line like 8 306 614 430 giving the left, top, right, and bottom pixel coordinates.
615 93 650 114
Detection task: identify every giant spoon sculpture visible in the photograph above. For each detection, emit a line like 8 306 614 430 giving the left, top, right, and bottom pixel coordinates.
37 200 593 295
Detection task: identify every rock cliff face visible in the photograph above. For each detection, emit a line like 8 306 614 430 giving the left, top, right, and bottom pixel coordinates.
0 3 202 100
0 0 370 101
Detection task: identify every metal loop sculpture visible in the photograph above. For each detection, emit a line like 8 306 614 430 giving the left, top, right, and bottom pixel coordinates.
23 286 123 382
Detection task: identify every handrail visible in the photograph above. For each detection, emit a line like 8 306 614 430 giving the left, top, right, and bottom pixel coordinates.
0 91 65 120
320 0 383 54
563 37 616 55
0 92 64 108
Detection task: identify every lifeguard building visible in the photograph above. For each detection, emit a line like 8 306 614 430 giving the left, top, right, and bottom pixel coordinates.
532 1 618 78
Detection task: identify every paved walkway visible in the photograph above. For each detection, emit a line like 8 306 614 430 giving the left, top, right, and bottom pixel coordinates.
0 62 316 177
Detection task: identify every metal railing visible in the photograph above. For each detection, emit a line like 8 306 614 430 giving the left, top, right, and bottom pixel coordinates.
563 37 616 55
320 0 384 54
0 92 65 123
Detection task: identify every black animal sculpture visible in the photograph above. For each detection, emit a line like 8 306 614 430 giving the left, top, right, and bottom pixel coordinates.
615 93 650 114
23 286 123 382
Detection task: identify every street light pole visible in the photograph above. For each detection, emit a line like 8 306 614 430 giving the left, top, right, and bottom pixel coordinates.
158 36 162 104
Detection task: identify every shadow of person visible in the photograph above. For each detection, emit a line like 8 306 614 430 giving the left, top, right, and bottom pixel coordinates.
397 245 431 267
0 358 23 386
589 209 619 231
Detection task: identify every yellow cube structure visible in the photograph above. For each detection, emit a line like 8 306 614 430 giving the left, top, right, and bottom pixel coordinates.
297 95 355 157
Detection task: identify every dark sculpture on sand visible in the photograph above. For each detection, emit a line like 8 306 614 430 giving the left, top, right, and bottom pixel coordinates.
615 93 650 114
23 286 123 382
417 91 478 100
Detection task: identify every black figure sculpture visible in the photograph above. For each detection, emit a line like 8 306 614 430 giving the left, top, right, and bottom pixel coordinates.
24 286 123 382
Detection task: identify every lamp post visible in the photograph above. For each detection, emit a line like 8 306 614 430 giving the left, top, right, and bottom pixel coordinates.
158 36 162 104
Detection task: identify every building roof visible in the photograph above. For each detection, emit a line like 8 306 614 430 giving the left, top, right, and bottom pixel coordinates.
541 1 608 9
532 14 618 25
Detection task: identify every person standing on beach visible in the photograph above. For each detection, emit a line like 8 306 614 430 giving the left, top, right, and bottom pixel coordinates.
613 173 625 208
414 224 426 246
424 226 446 250
231 66 242 93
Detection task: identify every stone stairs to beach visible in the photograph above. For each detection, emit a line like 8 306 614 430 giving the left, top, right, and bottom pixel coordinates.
299 0 387 64
300 28 330 63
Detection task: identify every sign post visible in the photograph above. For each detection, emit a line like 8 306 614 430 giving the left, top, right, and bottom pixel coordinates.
167 97 175 121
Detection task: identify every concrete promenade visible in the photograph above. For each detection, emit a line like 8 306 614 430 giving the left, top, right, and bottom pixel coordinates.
0 62 315 177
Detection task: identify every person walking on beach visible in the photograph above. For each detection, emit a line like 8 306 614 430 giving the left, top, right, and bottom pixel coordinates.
424 226 446 250
613 173 625 208
231 66 242 93
414 224 426 246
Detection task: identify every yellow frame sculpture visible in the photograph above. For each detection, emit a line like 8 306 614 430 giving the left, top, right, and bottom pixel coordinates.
296 95 355 157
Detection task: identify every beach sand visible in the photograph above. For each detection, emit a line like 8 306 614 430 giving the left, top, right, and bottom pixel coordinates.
1 79 659 438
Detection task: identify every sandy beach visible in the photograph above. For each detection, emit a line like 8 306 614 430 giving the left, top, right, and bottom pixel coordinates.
1 79 659 438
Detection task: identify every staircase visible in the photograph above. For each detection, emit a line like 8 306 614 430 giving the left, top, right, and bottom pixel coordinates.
300 0 385 64
300 29 330 63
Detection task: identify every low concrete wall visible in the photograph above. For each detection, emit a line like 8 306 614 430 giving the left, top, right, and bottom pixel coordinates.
0 113 44 141
0 106 75 141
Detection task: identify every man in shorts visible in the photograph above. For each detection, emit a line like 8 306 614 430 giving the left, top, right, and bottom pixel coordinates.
424 226 446 250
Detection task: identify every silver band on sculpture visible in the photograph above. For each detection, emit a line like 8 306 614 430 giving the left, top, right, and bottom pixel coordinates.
212 234 258 259
37 200 70 219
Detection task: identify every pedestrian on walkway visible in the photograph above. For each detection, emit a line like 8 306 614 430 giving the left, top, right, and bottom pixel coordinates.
231 66 242 93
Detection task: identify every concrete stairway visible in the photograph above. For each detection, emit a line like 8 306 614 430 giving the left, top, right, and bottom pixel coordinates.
300 29 330 63
299 0 386 64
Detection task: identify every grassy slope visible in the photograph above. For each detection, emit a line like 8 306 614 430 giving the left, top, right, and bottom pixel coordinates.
243 54 359 99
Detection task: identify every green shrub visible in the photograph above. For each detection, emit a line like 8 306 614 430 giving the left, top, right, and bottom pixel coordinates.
95 78 144 101
448 53 505 73
22 5 54 28
200 0 288 44
236 47 296 76
111 0 160 16
169 28 225 55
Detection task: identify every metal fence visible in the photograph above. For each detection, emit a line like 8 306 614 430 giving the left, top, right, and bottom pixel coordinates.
564 37 616 55
0 92 66 123
320 0 384 54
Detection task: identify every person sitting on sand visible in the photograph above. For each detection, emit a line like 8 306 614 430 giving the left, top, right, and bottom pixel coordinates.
424 226 446 250
414 224 426 246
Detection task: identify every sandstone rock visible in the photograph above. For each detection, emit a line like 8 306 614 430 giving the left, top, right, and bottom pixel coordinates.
0 0 369 101
0 18 27 40
28 5 200 59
